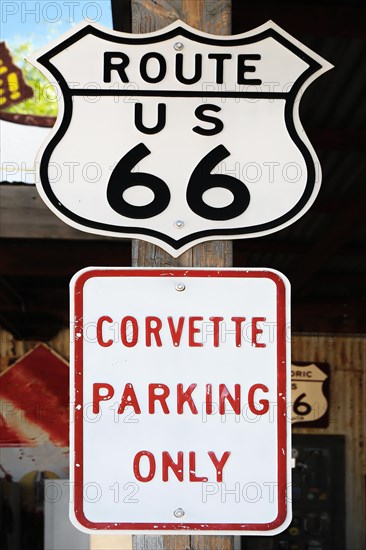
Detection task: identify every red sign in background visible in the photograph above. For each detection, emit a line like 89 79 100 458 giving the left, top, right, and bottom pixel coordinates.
0 344 69 447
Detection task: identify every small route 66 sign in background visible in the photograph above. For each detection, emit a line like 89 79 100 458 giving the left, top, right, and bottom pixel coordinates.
28 20 333 256
291 363 330 428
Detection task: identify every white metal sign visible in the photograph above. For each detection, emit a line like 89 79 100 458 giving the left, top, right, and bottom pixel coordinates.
70 268 291 534
29 20 332 257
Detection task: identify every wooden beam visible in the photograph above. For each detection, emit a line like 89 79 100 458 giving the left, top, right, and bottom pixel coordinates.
0 184 119 240
130 2 234 550
3 182 365 244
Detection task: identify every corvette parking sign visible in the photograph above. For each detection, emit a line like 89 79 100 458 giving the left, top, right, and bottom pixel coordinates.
29 20 332 256
70 268 291 534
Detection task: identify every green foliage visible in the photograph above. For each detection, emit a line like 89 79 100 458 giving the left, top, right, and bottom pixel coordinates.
4 41 58 117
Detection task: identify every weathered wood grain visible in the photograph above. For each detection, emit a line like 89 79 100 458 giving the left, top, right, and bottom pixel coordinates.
132 240 193 267
130 1 233 549
192 241 233 268
0 184 116 240
132 0 183 31
181 0 231 35
131 241 233 268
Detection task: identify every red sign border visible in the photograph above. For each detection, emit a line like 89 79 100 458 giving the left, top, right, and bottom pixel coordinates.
71 268 289 532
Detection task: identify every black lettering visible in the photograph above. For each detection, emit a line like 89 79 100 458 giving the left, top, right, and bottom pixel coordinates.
237 54 262 85
208 53 232 84
176 53 202 85
140 53 167 83
104 52 130 83
107 143 171 219
186 145 250 221
134 103 166 134
193 104 223 136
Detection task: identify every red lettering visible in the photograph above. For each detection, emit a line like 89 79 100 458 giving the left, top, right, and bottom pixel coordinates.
162 451 184 482
167 316 185 346
248 383 269 415
96 316 113 347
205 384 213 414
145 316 162 346
189 316 203 347
231 317 246 347
219 384 241 414
92 383 114 414
133 451 156 482
209 316 224 347
208 451 231 482
177 384 198 414
252 317 266 348
149 384 170 414
121 316 139 347
118 383 141 414
189 452 208 482
133 450 231 483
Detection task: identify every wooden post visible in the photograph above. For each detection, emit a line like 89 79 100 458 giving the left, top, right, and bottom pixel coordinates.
130 2 235 549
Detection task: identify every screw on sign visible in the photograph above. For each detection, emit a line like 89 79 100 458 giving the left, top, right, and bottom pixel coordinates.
28 20 333 256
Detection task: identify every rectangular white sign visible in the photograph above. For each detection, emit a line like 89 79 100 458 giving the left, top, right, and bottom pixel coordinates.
70 268 291 535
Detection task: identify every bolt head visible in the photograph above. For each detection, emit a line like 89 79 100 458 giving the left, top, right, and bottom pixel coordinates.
174 42 184 51
175 283 186 292
174 508 185 518
174 219 185 228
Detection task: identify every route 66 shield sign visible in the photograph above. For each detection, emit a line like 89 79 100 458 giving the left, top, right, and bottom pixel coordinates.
28 20 332 257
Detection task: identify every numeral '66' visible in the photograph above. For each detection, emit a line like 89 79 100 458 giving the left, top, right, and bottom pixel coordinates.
107 143 250 220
